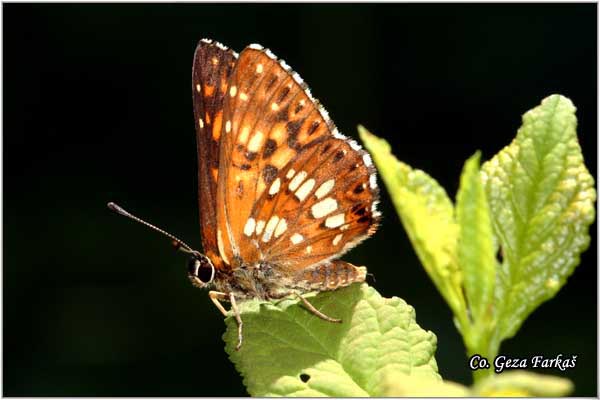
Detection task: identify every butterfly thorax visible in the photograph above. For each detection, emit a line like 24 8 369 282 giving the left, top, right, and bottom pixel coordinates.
211 262 294 300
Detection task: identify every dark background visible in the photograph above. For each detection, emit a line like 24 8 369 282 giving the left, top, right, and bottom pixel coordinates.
4 3 596 396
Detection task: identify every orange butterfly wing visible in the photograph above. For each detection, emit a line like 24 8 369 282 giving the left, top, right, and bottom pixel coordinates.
214 44 380 273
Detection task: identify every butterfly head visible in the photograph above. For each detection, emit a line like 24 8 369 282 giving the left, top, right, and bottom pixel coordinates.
187 252 215 288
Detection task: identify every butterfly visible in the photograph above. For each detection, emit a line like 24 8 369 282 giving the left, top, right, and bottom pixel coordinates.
109 39 380 350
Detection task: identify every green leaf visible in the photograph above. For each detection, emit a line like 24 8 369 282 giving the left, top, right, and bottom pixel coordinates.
455 152 496 349
224 284 440 396
380 368 573 397
358 126 466 325
381 374 470 397
481 94 596 342
472 371 573 397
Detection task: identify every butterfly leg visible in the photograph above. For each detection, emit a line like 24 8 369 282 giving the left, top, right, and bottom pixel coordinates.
228 292 244 351
209 290 244 350
295 293 342 324
208 290 229 316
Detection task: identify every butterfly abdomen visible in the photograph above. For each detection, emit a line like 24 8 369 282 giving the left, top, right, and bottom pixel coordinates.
295 260 367 292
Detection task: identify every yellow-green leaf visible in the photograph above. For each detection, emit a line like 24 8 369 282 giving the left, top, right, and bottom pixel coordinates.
455 151 496 350
359 126 465 324
381 374 470 397
472 371 573 397
481 94 596 341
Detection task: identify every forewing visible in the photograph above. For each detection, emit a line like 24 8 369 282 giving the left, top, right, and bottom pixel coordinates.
215 44 379 271
192 39 238 265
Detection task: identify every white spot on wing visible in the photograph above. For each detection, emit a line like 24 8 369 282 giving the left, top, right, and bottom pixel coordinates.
348 140 361 151
369 174 377 189
199 118 204 129
239 125 250 144
248 43 263 50
229 85 237 97
290 233 304 245
269 178 281 195
304 87 314 101
333 233 343 246
248 131 265 152
244 218 256 237
318 106 330 122
225 120 231 133
262 216 280 242
195 84 201 93
311 197 338 218
295 178 315 201
256 63 263 74
255 220 265 235
280 59 291 71
200 39 238 58
265 49 276 59
292 72 304 85
315 179 335 199
289 170 307 191
240 92 248 101
363 154 373 167
286 169 296 179
214 41 228 51
332 129 346 140
274 218 287 238
325 213 345 228
371 201 379 212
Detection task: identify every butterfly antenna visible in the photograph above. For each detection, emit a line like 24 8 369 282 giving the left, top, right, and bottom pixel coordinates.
107 202 198 255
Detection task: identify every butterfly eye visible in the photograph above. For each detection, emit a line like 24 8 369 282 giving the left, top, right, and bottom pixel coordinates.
187 255 215 285
187 257 200 275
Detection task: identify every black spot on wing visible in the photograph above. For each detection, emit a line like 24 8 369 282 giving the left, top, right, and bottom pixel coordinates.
320 143 332 155
277 86 291 103
307 121 320 136
353 183 365 194
266 74 278 91
263 165 278 185
263 139 277 159
286 120 302 136
286 120 303 150
333 150 345 162
357 215 371 224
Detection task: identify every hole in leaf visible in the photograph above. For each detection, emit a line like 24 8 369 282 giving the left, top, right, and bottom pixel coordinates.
300 373 310 383
496 247 503 263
